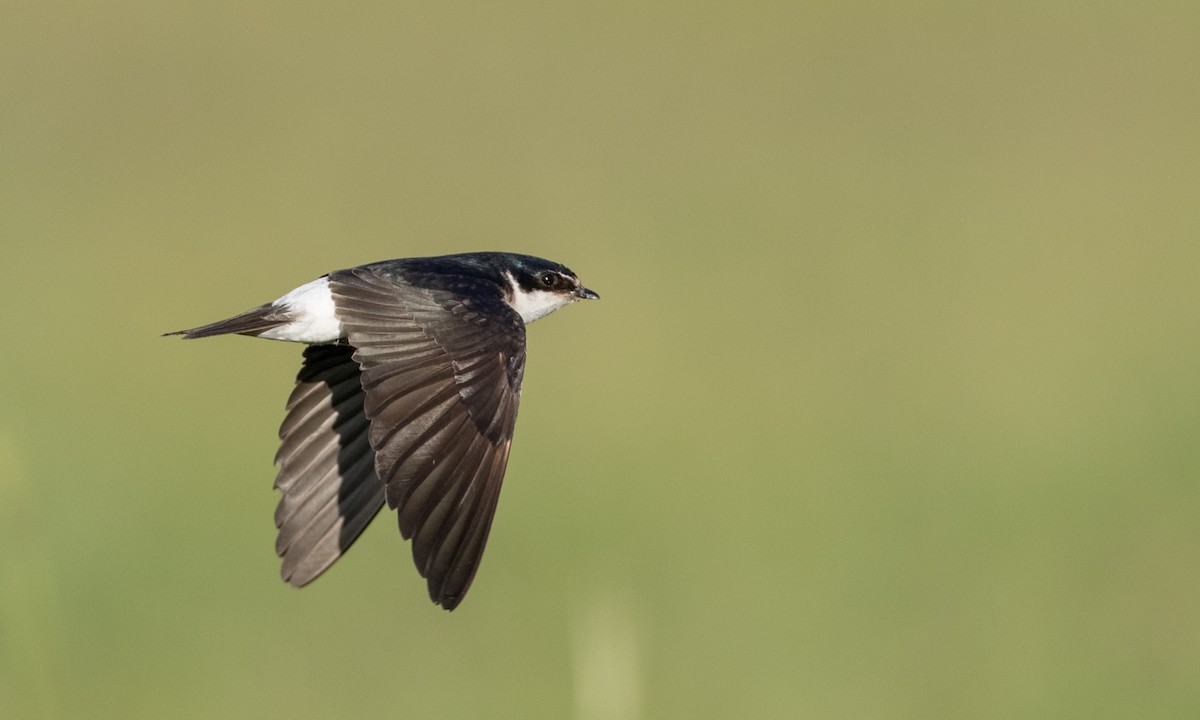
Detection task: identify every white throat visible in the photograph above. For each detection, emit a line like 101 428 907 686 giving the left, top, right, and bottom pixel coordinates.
506 272 573 324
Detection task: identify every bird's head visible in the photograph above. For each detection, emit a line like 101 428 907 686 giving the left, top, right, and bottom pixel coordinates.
500 254 599 324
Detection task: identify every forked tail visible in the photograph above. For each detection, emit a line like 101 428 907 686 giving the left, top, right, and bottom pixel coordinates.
165 303 290 339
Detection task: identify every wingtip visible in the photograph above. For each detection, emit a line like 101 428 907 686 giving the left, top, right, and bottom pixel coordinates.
281 562 315 589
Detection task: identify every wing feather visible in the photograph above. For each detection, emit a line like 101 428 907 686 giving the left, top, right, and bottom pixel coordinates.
273 344 385 587
328 264 525 609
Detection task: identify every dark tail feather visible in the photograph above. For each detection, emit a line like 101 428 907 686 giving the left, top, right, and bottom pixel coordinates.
165 303 290 339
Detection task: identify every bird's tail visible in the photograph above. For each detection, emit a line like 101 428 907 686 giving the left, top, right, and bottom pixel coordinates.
165 303 290 339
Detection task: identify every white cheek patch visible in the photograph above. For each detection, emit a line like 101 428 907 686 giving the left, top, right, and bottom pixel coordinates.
506 272 573 324
258 276 345 343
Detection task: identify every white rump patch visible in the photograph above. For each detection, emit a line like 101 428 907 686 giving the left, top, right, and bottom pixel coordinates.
258 276 344 343
506 272 574 324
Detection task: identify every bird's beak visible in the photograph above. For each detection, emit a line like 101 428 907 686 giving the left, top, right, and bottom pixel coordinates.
574 286 600 300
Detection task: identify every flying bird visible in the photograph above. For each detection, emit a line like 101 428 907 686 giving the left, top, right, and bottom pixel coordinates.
169 252 599 610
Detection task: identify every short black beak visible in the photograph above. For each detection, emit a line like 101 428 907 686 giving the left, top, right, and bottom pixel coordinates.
575 286 600 300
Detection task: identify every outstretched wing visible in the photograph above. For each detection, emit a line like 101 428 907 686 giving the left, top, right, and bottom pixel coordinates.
274 344 385 586
329 264 526 610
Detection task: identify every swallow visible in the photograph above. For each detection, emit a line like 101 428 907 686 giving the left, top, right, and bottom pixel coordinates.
169 252 598 609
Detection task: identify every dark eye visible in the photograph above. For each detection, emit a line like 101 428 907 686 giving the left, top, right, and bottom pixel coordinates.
539 272 556 287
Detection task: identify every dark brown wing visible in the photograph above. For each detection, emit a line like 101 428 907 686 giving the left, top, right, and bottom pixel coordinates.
329 264 526 610
273 344 385 586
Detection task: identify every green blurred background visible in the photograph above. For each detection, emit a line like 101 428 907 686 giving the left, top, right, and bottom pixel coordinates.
3 3 1199 718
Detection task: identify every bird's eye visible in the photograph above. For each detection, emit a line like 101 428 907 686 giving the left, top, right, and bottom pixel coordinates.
539 272 556 287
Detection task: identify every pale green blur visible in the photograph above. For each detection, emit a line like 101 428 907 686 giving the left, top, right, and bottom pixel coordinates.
3 3 1199 718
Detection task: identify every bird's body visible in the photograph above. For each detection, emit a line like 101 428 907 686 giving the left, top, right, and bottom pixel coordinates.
170 252 598 610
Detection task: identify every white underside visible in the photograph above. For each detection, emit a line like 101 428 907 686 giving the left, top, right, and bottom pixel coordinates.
506 272 574 324
258 276 345 343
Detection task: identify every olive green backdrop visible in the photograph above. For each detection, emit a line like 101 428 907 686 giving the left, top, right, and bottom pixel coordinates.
3 3 1199 718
